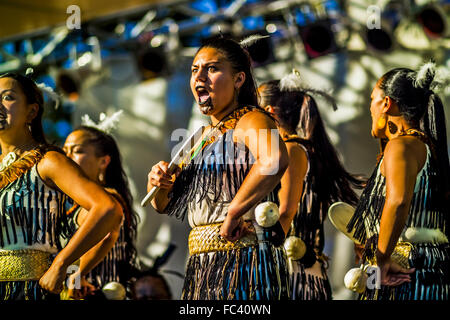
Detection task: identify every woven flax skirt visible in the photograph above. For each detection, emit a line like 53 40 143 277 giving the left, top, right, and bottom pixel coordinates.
181 223 290 300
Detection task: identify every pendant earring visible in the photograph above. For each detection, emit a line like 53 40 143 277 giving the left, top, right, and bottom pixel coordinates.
98 172 105 184
377 113 387 130
387 121 398 135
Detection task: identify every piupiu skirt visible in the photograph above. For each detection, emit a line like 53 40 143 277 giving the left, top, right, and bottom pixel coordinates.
181 242 290 300
360 243 450 300
0 280 59 300
288 258 332 300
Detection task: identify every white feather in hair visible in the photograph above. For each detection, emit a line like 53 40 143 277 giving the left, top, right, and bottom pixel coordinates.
411 61 450 92
280 69 302 92
36 83 60 109
80 114 97 128
81 110 123 134
279 69 338 111
239 34 270 48
414 61 436 89
431 65 450 92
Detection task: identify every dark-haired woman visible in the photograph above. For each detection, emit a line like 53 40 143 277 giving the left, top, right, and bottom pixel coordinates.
147 37 290 300
347 63 450 300
0 73 123 300
258 74 364 300
63 125 139 298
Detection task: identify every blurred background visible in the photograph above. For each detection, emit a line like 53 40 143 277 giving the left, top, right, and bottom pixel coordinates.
0 0 449 299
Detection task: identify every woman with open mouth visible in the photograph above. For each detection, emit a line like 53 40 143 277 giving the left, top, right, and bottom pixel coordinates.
0 73 123 300
147 36 291 300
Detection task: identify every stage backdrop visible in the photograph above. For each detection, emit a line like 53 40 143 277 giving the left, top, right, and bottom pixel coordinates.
67 38 449 298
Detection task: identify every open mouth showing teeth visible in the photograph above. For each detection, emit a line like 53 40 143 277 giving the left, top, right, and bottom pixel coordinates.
196 86 211 105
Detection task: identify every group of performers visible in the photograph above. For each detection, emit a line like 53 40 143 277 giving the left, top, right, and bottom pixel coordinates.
0 36 448 301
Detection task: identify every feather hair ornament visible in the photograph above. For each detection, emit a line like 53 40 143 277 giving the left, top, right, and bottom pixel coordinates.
432 66 450 92
81 110 124 134
280 69 302 92
36 83 61 109
411 61 450 92
239 34 270 48
24 68 61 109
280 69 338 111
413 61 436 89
301 86 338 111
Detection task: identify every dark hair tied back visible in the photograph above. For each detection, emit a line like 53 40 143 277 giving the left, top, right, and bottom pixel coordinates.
198 36 259 108
379 63 450 202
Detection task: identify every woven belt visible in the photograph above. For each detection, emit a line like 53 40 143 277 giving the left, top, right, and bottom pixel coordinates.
368 242 413 269
0 249 52 281
188 223 258 255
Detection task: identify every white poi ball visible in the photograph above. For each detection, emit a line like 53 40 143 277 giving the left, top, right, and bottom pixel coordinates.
284 236 306 260
102 281 126 300
254 201 280 227
343 266 368 294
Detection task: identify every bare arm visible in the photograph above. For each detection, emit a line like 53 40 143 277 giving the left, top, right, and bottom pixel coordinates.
220 111 289 241
277 142 308 235
376 138 425 285
67 205 122 299
37 151 123 293
74 207 122 278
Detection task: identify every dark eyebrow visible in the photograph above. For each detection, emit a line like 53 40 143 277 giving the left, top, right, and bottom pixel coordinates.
205 61 220 65
191 60 221 68
64 143 84 149
0 89 16 95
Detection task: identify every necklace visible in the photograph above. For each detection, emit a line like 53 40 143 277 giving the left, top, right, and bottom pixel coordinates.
0 141 39 172
189 106 252 162
398 128 426 139
0 148 44 188
377 128 429 163
282 133 301 142
0 152 17 171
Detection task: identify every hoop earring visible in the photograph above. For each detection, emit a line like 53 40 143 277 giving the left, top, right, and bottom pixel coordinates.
387 121 398 135
377 113 387 130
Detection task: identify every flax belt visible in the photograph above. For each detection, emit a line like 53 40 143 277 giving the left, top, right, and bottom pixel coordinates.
0 249 52 281
188 222 258 255
369 242 413 269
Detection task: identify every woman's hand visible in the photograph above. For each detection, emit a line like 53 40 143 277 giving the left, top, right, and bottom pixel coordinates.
147 161 181 212
377 256 415 287
39 259 67 294
67 273 96 300
220 216 251 242
147 161 180 192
